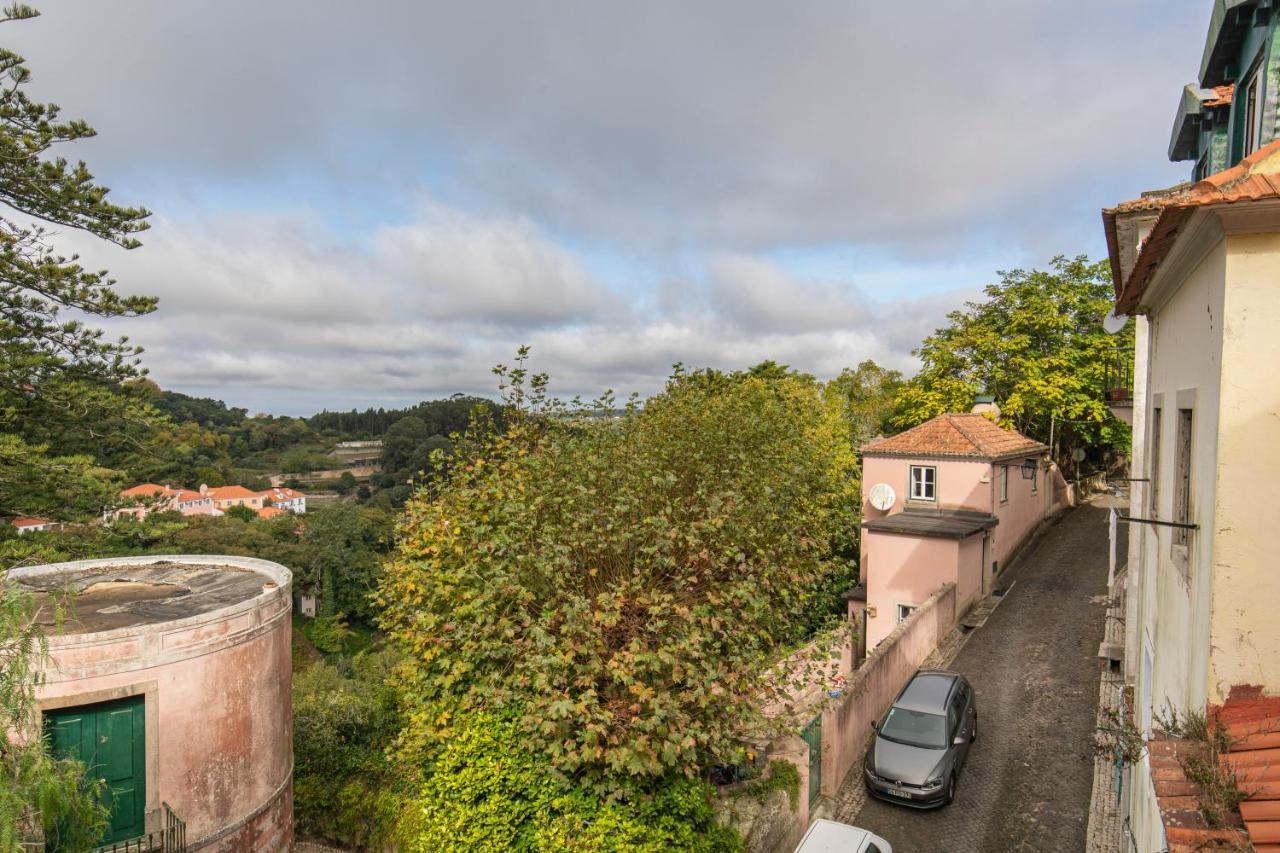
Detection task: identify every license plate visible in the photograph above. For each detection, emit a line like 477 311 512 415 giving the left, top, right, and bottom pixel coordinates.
886 787 911 799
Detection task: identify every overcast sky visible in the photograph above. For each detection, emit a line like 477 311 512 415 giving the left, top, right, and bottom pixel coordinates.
15 1 1206 415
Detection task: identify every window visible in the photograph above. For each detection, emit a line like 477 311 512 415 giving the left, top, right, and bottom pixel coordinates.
946 699 961 740
1174 409 1193 546
999 465 1008 503
897 604 917 623
909 465 936 501
877 707 946 749
1245 70 1262 156
1030 461 1038 494
1150 408 1162 514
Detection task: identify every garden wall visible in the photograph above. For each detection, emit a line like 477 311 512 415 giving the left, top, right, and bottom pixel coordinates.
724 582 958 852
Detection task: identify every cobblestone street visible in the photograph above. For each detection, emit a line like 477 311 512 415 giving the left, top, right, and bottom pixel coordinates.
836 501 1122 852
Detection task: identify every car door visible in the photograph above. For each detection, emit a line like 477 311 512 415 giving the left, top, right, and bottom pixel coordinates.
951 682 974 764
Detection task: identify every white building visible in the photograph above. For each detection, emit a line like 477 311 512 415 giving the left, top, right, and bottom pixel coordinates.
1104 138 1280 852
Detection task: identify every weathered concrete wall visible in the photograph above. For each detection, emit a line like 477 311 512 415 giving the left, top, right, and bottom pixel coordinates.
1210 232 1280 703
717 737 808 853
23 555 294 852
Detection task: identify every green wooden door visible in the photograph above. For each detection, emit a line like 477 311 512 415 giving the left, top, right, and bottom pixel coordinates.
801 714 822 807
46 695 146 844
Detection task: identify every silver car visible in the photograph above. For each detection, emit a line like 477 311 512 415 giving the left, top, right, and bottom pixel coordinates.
863 669 977 808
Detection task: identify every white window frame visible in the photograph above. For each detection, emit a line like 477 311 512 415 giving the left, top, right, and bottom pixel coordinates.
999 465 1009 503
897 604 917 623
909 465 936 501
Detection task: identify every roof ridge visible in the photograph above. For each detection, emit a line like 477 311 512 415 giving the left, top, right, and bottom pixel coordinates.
945 412 993 452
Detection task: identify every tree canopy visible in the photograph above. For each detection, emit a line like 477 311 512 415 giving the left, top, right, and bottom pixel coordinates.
891 255 1132 461
378 356 858 792
0 3 158 519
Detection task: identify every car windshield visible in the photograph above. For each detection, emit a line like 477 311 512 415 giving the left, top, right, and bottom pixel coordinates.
878 706 947 749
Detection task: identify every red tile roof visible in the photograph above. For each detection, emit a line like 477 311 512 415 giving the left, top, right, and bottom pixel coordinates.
1204 83 1234 107
206 485 264 501
1219 689 1280 852
862 413 1047 460
1105 138 1280 313
120 483 175 498
172 490 208 504
263 487 306 501
255 506 285 519
1150 689 1280 852
12 517 52 528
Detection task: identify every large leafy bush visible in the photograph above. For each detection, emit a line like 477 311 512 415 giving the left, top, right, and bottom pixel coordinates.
408 712 740 852
379 360 858 788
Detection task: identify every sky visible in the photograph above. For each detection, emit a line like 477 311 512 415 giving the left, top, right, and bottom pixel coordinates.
14 1 1208 415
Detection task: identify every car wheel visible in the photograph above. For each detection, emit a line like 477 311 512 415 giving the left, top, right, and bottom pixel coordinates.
944 773 957 806
971 713 977 742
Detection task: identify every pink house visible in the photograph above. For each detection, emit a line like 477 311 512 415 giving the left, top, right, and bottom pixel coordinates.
858 411 1052 648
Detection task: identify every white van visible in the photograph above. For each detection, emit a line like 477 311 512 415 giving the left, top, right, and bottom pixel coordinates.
793 819 893 853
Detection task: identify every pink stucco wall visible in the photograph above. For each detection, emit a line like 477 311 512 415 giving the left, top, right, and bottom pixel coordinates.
863 532 959 648
860 456 991 517
22 556 293 852
990 459 1049 567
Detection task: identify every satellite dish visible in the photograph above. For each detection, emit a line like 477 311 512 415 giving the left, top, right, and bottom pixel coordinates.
869 483 896 511
1102 310 1127 335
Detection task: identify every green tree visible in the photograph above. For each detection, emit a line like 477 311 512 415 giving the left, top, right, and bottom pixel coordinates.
892 256 1132 461
0 4 157 519
0 582 109 848
378 357 858 789
337 470 357 494
223 504 258 523
823 359 903 448
298 504 392 620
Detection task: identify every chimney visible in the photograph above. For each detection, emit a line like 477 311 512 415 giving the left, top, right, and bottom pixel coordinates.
971 394 1001 423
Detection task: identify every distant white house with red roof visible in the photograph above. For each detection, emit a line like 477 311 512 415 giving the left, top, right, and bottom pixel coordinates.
260 486 307 514
110 481 307 522
11 516 57 535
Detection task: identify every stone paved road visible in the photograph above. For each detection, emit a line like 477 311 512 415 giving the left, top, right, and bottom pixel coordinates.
840 502 1123 852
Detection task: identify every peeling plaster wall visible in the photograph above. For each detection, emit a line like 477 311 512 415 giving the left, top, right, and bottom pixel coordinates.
25 555 293 852
1209 233 1280 703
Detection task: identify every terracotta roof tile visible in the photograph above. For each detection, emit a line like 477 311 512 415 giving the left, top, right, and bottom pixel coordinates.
255 506 285 519
1204 83 1234 107
11 517 52 528
1106 138 1280 312
120 483 176 498
862 413 1046 460
206 485 264 500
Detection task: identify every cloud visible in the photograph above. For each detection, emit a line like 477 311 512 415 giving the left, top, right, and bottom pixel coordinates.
7 1 1207 412
17 0 1204 254
77 210 973 414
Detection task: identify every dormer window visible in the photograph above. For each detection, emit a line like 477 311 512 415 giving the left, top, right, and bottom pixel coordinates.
909 465 936 501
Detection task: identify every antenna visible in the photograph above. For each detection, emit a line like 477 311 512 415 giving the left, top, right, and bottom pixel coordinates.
1102 310 1127 335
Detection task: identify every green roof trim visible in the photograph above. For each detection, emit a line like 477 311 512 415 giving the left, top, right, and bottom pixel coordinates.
1171 84 1210 162
1199 0 1260 86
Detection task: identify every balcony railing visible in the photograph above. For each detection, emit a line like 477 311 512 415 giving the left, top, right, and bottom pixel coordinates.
92 803 186 853
1103 347 1134 425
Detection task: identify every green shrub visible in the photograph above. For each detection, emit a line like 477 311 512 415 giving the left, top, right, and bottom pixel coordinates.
303 613 352 654
292 650 407 848
408 712 741 852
